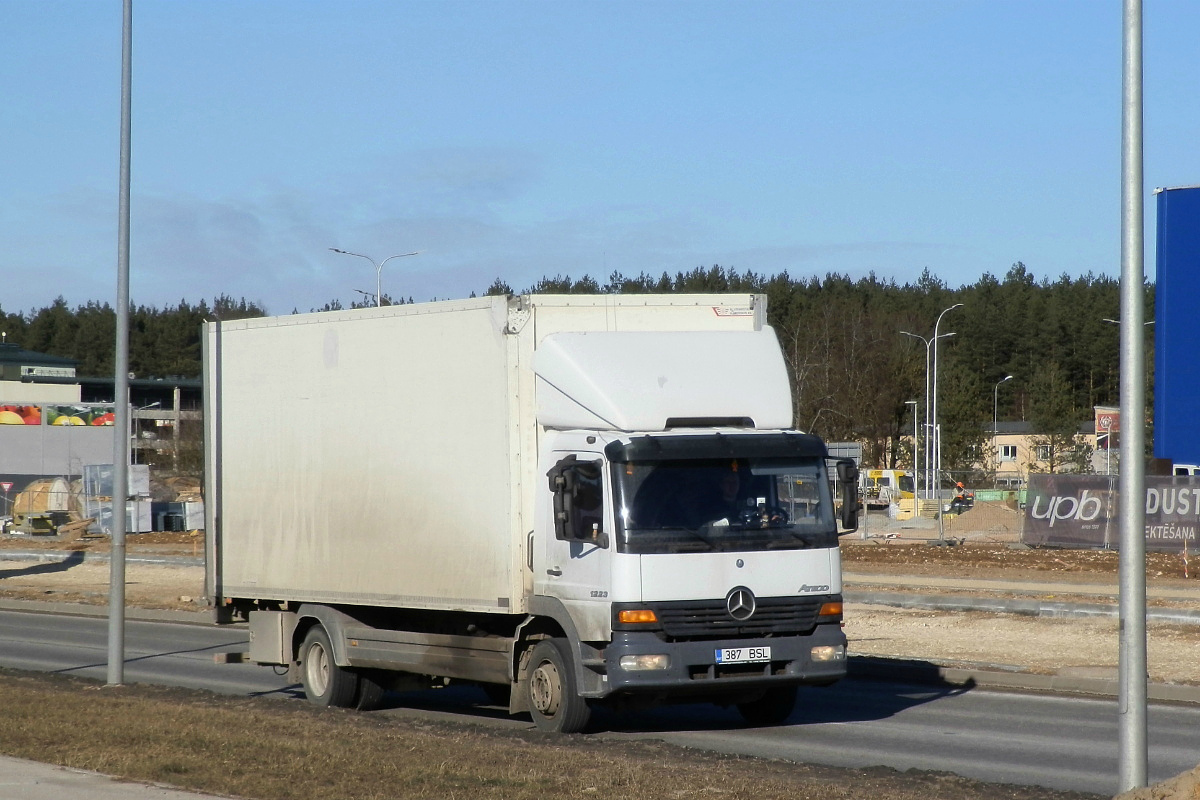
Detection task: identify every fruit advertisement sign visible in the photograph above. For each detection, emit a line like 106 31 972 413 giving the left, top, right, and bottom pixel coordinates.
0 404 116 426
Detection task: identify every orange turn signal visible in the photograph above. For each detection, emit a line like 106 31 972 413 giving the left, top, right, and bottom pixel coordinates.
818 602 843 618
617 609 659 624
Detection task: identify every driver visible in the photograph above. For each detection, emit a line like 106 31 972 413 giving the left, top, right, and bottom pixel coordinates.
714 468 788 527
718 471 741 514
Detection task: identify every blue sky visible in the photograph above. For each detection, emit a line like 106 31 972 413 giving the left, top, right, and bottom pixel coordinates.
1 1 1197 316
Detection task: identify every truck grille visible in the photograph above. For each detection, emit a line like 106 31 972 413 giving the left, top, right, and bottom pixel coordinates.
654 596 827 638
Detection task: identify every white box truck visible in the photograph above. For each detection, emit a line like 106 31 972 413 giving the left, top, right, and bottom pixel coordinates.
204 293 858 732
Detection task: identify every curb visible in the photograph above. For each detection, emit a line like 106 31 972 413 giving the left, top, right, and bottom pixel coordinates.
0 595 213 624
844 589 1200 625
848 654 1200 705
0 594 213 623
0 549 203 568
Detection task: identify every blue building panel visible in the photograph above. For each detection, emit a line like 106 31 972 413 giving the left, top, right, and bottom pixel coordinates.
1154 186 1200 464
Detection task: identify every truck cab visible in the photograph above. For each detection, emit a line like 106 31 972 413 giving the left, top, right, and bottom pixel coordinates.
528 428 854 730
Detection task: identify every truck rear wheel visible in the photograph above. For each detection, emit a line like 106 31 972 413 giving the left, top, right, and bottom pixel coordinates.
300 626 359 708
735 686 797 726
526 639 591 733
353 669 388 711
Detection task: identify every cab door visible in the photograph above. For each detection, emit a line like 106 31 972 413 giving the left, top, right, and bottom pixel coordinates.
534 453 613 640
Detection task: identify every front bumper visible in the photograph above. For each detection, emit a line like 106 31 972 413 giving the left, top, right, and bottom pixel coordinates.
597 623 847 697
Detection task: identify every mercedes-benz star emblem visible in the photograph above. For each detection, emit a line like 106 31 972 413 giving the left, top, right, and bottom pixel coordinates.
725 586 756 621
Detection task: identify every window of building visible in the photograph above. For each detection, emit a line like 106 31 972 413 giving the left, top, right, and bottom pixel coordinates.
999 444 1017 462
1035 445 1052 462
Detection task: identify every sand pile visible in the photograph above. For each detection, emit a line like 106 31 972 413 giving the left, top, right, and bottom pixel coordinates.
1116 766 1200 800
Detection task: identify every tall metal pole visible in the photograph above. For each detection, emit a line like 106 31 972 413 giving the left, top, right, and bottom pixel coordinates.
107 0 133 687
994 375 1013 482
901 331 932 501
905 399 919 503
923 345 931 500
1118 0 1147 789
902 330 955 504
931 303 963 497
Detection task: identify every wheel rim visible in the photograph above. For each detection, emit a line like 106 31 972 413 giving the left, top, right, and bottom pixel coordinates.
306 641 330 697
529 658 562 716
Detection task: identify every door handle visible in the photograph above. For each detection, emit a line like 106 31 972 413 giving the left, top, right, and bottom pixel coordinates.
546 567 563 577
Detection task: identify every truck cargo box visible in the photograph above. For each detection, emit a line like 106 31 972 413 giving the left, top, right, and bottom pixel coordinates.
204 294 777 614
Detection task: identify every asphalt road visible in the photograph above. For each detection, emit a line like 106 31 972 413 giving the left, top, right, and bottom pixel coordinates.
2 606 1198 796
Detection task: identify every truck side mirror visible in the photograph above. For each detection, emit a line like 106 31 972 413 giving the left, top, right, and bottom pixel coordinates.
836 459 859 533
547 457 609 547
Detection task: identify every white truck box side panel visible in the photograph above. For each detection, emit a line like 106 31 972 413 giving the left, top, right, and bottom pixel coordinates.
210 300 521 612
533 329 793 431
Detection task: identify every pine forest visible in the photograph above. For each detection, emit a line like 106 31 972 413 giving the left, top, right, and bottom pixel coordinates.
0 263 1149 481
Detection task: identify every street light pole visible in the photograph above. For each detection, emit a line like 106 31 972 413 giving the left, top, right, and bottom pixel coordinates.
994 375 1013 485
108 0 133 688
329 248 419 308
1118 0 1147 787
901 329 956 502
905 399 919 505
931 303 963 498
900 332 932 500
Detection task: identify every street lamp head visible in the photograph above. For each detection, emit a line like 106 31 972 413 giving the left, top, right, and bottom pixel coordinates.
1002 374 1013 383
331 248 418 308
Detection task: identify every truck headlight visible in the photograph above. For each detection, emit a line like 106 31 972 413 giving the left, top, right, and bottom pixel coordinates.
619 654 671 671
810 645 845 662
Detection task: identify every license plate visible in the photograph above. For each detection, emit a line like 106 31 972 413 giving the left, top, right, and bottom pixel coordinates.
714 646 771 664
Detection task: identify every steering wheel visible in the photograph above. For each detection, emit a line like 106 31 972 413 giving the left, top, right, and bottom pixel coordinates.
736 505 790 527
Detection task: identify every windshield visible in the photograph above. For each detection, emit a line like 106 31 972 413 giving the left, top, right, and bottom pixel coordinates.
613 456 836 554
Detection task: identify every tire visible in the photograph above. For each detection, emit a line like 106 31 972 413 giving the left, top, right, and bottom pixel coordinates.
299 626 359 708
736 686 797 726
353 669 389 711
525 639 591 733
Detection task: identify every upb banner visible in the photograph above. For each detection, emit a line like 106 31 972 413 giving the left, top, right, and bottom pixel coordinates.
1023 474 1200 552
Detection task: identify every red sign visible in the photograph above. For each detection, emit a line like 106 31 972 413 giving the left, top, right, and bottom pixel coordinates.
0 482 11 492
1095 406 1120 435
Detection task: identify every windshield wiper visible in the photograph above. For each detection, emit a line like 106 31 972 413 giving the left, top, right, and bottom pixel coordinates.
629 527 716 553
763 530 820 549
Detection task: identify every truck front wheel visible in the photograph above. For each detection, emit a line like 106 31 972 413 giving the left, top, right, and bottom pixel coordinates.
300 626 359 708
525 639 591 733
